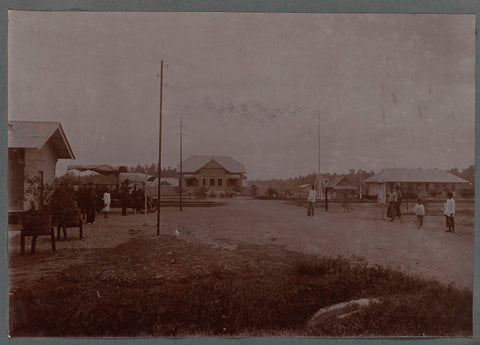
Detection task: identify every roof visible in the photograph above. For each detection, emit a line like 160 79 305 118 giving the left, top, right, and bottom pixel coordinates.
68 164 122 175
8 120 75 159
181 155 246 174
119 172 154 183
119 174 179 187
160 177 179 186
363 168 468 184
327 175 356 188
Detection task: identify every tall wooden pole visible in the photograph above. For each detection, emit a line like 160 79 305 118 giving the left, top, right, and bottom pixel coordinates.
179 116 183 211
317 113 321 197
157 61 163 236
317 113 320 177
144 165 148 226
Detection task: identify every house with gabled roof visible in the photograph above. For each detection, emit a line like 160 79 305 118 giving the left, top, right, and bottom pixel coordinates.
180 155 246 194
363 168 468 198
327 175 358 198
8 121 75 212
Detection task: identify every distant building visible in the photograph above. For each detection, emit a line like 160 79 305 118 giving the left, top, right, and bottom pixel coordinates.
295 184 313 199
296 175 357 199
119 173 179 197
363 168 469 199
180 155 246 195
327 175 358 198
8 121 75 211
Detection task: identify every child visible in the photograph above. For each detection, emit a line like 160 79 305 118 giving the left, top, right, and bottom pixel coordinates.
444 192 455 232
103 189 111 218
413 198 425 229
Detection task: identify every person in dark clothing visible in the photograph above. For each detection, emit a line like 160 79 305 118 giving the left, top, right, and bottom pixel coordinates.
78 184 88 220
134 187 144 214
86 183 97 224
395 185 402 222
119 181 131 216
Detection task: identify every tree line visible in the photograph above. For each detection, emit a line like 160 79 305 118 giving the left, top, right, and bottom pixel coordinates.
447 165 474 184
128 164 178 177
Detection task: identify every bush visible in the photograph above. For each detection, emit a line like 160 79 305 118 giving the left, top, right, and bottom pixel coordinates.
266 187 277 199
194 186 208 199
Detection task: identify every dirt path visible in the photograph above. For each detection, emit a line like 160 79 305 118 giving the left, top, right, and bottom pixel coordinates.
9 198 475 291
156 198 475 290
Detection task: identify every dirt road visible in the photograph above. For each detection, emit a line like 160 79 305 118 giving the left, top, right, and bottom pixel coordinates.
9 198 475 290
156 198 475 290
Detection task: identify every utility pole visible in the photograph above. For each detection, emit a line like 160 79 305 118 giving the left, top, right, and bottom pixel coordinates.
144 165 148 226
157 60 163 236
179 116 183 212
325 187 329 211
317 112 321 199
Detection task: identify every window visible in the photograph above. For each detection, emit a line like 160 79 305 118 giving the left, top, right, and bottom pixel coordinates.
210 178 215 187
186 179 194 187
202 178 206 186
218 179 223 187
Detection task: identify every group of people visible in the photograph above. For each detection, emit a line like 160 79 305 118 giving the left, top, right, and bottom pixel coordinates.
412 192 455 232
387 185 403 222
76 183 111 224
386 188 457 232
307 183 456 233
69 182 152 223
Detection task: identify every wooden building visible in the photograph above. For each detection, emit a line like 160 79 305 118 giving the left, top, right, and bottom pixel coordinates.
327 175 358 198
181 156 246 195
363 168 468 199
296 175 357 199
8 121 75 212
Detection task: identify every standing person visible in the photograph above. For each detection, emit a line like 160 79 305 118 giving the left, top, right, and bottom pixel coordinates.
387 187 397 221
444 192 455 232
86 183 96 225
413 198 425 229
307 185 316 216
103 188 111 218
395 185 403 222
120 182 129 216
79 184 88 220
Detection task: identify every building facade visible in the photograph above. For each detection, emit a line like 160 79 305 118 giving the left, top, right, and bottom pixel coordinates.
181 156 246 195
364 168 469 199
327 175 358 198
8 121 75 211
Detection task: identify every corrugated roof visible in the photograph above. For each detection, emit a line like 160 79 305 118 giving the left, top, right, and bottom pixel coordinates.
181 155 246 174
68 164 122 175
8 120 75 159
363 168 468 183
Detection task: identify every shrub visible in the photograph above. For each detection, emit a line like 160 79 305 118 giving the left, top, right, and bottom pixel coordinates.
194 186 208 199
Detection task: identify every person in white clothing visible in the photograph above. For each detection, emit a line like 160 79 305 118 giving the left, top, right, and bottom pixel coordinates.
103 190 111 218
307 185 316 216
444 192 455 232
413 198 425 229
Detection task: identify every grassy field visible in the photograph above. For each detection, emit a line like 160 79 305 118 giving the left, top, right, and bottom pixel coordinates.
9 233 472 337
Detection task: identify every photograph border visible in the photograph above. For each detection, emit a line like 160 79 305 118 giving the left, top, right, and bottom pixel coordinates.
0 1 478 344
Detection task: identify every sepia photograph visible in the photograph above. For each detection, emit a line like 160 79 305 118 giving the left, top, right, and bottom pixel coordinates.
6 10 476 338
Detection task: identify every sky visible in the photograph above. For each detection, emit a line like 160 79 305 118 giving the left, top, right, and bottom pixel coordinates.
8 12 475 180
